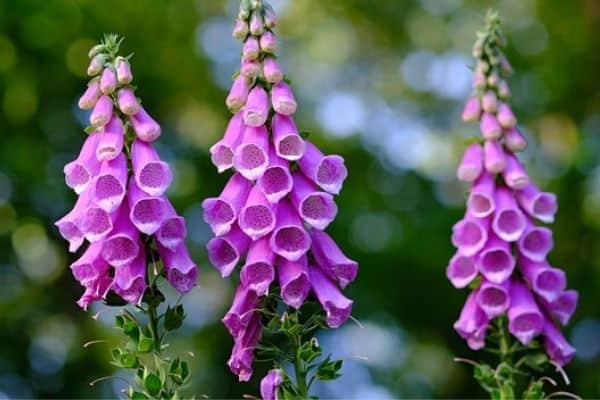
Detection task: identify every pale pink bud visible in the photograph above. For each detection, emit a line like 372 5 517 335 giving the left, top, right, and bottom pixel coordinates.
100 67 117 94
242 37 260 61
116 58 133 85
249 11 264 36
473 71 486 90
481 91 498 113
462 97 481 122
497 103 517 128
259 31 277 54
263 57 283 83
264 7 277 28
233 19 249 39
498 80 511 99
480 113 502 140
87 54 105 76
504 127 527 152
240 58 260 78
78 80 102 110
226 75 251 112
117 88 140 115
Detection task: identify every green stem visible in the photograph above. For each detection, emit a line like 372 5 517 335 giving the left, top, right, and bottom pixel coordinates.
293 336 309 399
147 300 161 352
497 318 515 400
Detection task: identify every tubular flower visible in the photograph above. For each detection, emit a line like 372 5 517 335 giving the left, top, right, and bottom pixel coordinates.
56 35 197 310
204 0 357 382
450 15 576 366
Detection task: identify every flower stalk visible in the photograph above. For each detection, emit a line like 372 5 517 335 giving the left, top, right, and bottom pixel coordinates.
449 11 579 399
56 34 198 399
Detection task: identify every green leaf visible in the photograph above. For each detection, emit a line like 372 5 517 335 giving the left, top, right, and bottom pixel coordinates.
129 391 149 400
474 364 497 393
315 356 343 381
144 373 162 396
123 321 140 343
180 361 190 381
522 380 545 399
142 287 166 307
120 352 139 369
115 315 125 328
164 305 185 331
137 333 154 353
298 338 322 363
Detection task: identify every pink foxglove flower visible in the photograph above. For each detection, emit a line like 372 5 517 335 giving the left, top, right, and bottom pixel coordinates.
56 36 197 309
204 0 357 383
449 13 577 368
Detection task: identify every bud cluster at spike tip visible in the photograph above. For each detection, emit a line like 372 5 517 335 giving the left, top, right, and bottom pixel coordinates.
56 35 197 309
449 12 577 366
204 0 357 382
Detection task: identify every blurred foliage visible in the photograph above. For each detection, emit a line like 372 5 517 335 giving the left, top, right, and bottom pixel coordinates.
0 0 599 398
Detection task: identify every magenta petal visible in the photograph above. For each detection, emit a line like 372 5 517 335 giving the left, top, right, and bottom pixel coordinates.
258 147 293 203
241 237 275 295
127 179 167 235
78 80 102 110
298 141 348 195
542 319 575 366
279 256 311 309
309 266 352 328
544 290 578 326
242 86 269 127
457 143 483 182
239 184 277 240
260 369 284 400
223 284 259 338
483 139 506 174
90 153 128 212
271 81 297 116
202 172 252 236
503 153 529 190
96 116 124 161
517 221 554 262
271 114 305 161
90 94 113 127
227 312 262 382
130 107 161 142
70 242 109 285
227 75 251 112
451 211 489 256
113 250 147 304
310 230 358 288
156 201 187 250
210 113 244 173
480 112 502 140
461 97 481 122
508 280 544 345
158 243 198 293
233 125 270 180
453 290 489 350
492 186 526 242
476 279 510 318
79 191 115 243
520 258 566 303
504 127 527 153
63 132 101 194
270 199 311 261
446 252 477 289
101 203 140 267
515 183 557 224
207 224 251 277
290 172 337 230
76 274 113 310
263 57 283 84
477 232 516 284
131 139 172 196
467 171 496 218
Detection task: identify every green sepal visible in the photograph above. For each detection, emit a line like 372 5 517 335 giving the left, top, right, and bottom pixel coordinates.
164 304 185 331
143 372 162 396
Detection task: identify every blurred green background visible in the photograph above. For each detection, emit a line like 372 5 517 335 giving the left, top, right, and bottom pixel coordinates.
0 0 599 398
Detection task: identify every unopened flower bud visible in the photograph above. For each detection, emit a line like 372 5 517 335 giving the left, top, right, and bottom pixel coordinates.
100 67 117 94
475 61 489 75
87 54 105 76
263 57 283 83
472 38 484 58
487 72 499 87
242 37 260 60
90 95 113 127
249 11 264 36
481 91 497 113
499 55 513 75
264 6 277 28
116 58 133 85
241 59 260 78
473 71 486 90
498 80 511 99
117 88 140 115
461 97 481 122
497 103 517 128
260 31 277 53
78 79 102 110
504 127 527 152
239 0 251 20
88 44 105 58
226 75 251 112
233 19 249 39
